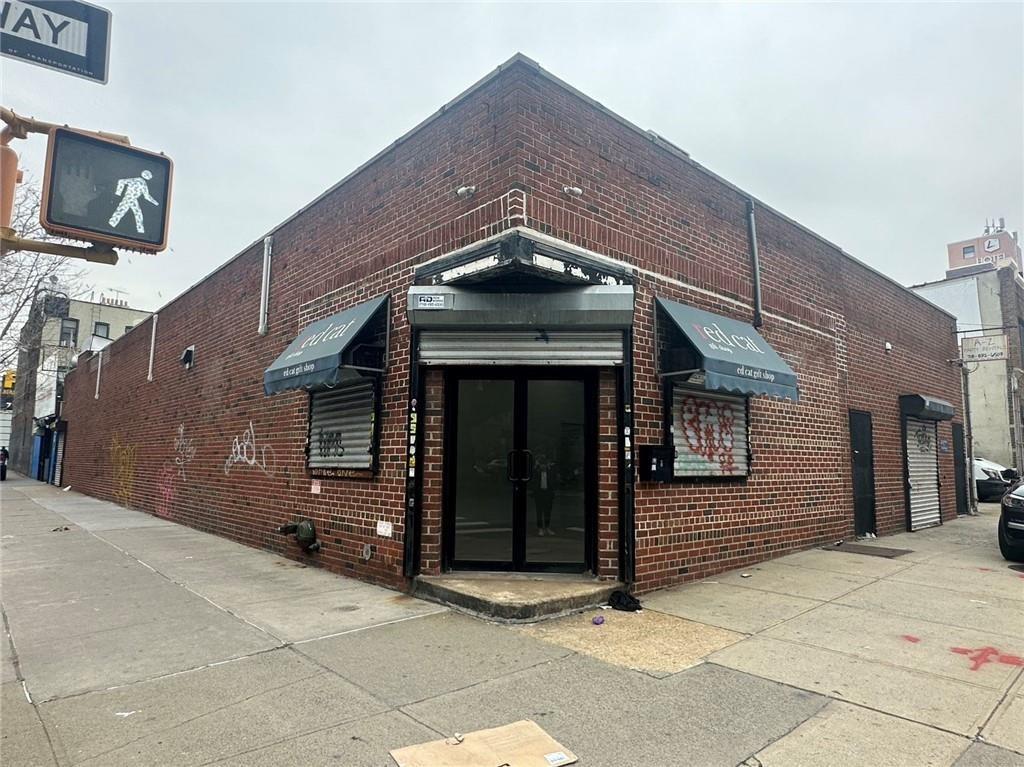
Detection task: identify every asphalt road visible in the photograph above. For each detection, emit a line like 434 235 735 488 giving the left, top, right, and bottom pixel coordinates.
2 476 1022 766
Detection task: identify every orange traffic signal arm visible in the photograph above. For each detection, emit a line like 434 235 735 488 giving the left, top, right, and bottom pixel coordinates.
0 107 130 146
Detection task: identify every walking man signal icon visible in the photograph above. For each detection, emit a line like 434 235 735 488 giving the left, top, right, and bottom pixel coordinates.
109 170 159 234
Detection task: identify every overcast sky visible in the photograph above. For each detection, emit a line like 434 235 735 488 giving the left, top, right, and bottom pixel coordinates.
4 1 1022 311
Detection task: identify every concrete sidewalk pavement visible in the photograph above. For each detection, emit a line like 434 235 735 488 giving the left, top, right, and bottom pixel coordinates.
2 477 1023 766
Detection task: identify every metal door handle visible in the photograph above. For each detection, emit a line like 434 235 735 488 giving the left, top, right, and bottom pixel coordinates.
507 451 517 482
521 450 534 482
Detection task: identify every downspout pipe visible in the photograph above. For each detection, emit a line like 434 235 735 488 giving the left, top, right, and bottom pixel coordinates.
746 198 764 328
147 313 158 381
258 236 273 336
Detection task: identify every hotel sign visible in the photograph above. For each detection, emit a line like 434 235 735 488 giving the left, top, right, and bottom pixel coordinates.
963 334 1007 363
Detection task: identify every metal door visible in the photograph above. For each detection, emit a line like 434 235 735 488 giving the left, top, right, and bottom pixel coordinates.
952 423 968 516
444 368 595 572
905 417 941 530
849 411 876 536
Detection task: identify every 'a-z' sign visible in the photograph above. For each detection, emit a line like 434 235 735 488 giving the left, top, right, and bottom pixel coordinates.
1 0 111 83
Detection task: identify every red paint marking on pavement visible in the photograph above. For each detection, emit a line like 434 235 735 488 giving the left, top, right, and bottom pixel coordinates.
950 646 1024 671
977 567 992 572
900 635 921 643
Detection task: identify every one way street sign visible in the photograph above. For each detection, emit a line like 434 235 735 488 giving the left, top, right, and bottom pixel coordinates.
1 0 111 83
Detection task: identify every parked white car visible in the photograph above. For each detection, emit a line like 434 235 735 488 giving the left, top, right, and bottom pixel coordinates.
974 458 1015 502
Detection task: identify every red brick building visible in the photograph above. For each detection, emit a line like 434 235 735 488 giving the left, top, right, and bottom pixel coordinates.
60 55 966 596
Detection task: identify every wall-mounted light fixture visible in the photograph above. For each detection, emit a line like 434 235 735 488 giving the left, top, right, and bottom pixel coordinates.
456 185 476 198
884 342 893 353
563 186 583 197
180 345 195 369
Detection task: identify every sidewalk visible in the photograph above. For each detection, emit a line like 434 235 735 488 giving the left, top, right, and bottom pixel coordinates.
2 476 1022 766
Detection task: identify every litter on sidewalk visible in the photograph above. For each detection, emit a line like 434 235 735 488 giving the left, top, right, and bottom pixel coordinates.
390 719 577 767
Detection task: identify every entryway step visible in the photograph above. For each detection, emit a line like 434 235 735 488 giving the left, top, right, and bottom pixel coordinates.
413 574 622 623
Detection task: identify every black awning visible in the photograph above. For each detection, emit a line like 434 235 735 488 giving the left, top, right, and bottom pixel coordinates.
656 297 799 401
900 394 954 421
263 295 389 396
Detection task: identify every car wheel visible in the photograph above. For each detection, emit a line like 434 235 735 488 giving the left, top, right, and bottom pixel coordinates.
998 519 1024 562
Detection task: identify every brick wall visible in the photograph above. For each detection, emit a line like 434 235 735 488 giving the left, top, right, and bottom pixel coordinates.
506 66 962 591
61 57 963 595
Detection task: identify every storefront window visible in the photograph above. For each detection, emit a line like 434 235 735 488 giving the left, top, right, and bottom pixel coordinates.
307 378 378 477
671 386 750 478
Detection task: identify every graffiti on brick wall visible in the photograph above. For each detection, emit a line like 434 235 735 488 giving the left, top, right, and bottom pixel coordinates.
173 423 195 480
223 421 275 477
155 463 176 519
110 435 137 506
679 395 738 473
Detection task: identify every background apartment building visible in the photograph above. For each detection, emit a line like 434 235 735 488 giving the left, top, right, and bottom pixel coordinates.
912 221 1023 469
8 294 151 481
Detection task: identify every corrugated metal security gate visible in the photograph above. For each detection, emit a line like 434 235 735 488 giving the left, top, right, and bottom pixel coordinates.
51 432 65 486
418 330 624 366
672 387 749 477
308 379 376 470
905 417 940 530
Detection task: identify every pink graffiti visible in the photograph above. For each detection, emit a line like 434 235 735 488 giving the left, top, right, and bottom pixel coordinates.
680 396 737 472
900 635 921 643
951 646 1024 672
154 464 176 519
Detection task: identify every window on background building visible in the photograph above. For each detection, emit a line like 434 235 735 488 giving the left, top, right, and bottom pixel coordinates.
963 245 976 259
59 318 79 347
94 322 110 338
307 378 378 475
671 386 750 478
55 365 69 403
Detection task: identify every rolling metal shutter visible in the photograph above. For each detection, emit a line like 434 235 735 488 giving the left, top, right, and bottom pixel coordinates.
52 433 65 486
418 330 624 366
308 379 375 470
672 387 749 477
905 417 941 530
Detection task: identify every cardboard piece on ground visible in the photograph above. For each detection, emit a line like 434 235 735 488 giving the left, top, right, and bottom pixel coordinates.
390 719 577 767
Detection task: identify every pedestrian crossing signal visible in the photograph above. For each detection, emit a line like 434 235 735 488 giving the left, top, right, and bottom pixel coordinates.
40 127 173 253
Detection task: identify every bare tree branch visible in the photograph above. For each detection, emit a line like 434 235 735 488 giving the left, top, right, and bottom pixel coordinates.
0 179 89 369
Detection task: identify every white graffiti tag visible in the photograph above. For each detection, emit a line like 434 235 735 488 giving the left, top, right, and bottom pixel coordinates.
173 424 195 480
223 421 275 477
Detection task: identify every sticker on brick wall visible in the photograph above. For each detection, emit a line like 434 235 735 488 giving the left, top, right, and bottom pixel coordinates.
311 479 322 494
377 520 393 537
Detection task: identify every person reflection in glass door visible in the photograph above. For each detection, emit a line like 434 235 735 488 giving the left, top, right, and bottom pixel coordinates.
534 450 556 536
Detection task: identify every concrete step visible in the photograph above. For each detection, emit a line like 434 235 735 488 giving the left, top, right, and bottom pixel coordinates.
413 573 622 623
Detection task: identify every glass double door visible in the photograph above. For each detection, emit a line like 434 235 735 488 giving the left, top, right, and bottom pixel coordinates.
446 369 594 572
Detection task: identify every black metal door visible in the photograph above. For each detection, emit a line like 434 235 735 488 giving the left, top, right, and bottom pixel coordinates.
952 423 969 516
849 410 876 536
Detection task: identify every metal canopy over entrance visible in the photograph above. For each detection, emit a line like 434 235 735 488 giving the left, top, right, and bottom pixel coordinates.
656 297 799 401
415 229 632 288
263 295 389 396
